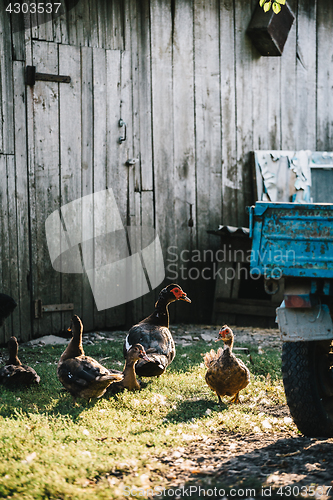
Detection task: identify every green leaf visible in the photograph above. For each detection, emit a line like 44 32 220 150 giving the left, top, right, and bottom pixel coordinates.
259 0 266 7
272 2 281 13
263 1 272 12
276 0 286 4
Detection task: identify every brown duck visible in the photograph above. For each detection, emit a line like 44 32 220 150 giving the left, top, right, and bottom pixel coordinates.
204 325 250 404
107 344 149 393
57 315 123 401
0 336 40 387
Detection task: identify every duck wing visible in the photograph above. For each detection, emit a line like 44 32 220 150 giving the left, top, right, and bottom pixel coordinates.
124 324 175 359
57 356 122 399
124 324 175 377
205 348 250 398
0 364 40 386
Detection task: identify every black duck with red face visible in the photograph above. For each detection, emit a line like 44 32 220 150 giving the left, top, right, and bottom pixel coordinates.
123 284 191 377
0 336 40 387
57 315 123 401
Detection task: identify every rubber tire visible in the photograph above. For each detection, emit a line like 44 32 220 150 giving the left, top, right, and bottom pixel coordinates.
282 340 333 437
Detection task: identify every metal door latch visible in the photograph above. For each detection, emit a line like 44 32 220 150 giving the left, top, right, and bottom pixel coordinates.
118 119 127 143
126 159 137 166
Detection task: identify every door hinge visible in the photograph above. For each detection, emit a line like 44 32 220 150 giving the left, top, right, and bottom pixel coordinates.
26 66 71 86
34 300 74 319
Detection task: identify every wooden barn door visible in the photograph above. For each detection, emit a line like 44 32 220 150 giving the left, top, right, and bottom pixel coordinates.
26 41 131 336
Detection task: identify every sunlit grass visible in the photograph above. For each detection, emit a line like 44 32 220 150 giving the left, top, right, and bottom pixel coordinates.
0 336 292 499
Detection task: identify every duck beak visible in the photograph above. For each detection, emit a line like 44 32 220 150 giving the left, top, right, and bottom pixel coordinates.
139 351 150 362
215 331 223 342
181 294 191 303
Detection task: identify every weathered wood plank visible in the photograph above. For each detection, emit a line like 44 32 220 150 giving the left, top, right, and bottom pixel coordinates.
123 0 136 230
106 50 122 214
108 0 124 50
67 0 77 46
137 0 155 318
316 0 333 150
253 56 280 151
280 0 297 150
88 0 99 47
172 0 196 322
6 154 21 337
296 0 317 150
25 8 35 338
53 0 69 44
194 0 221 248
0 155 11 342
59 44 82 328
121 3 137 324
105 48 127 328
128 0 141 199
80 46 94 331
235 0 254 225
220 0 238 225
74 0 90 47
92 47 107 328
31 2 39 40
30 41 61 336
252 46 269 150
150 0 174 277
141 190 157 318
13 61 32 341
37 10 54 42
97 0 107 48
136 0 153 192
11 14 26 61
127 0 145 321
0 1 14 154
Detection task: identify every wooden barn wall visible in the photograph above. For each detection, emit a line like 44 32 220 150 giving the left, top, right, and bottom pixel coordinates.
0 0 333 341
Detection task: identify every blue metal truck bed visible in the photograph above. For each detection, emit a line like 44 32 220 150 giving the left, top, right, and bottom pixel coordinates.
248 202 333 279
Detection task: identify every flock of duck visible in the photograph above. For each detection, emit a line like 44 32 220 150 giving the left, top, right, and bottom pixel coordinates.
0 284 251 404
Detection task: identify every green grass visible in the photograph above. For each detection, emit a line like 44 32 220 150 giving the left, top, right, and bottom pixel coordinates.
0 337 293 499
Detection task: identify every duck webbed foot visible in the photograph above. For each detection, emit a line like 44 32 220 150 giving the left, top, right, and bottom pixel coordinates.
228 392 240 404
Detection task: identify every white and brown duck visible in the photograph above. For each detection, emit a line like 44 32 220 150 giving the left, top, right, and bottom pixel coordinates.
107 344 149 393
124 284 191 377
57 315 123 401
204 325 250 404
0 336 40 387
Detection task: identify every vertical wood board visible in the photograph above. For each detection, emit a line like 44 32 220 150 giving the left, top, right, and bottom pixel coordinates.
194 0 222 249
30 41 61 336
13 61 32 341
296 0 317 150
59 44 82 327
220 0 238 225
0 1 14 154
316 0 333 150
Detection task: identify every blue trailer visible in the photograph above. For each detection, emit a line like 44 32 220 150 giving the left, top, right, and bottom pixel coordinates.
249 202 333 437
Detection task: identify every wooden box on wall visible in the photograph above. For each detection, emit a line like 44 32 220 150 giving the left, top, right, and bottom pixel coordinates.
247 2 295 56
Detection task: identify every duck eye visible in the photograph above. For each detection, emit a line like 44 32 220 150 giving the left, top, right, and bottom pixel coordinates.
170 287 182 299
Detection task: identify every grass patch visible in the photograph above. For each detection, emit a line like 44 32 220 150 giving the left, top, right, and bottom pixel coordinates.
0 336 293 499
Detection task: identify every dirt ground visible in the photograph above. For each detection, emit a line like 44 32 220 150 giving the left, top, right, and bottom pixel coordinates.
153 325 333 500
